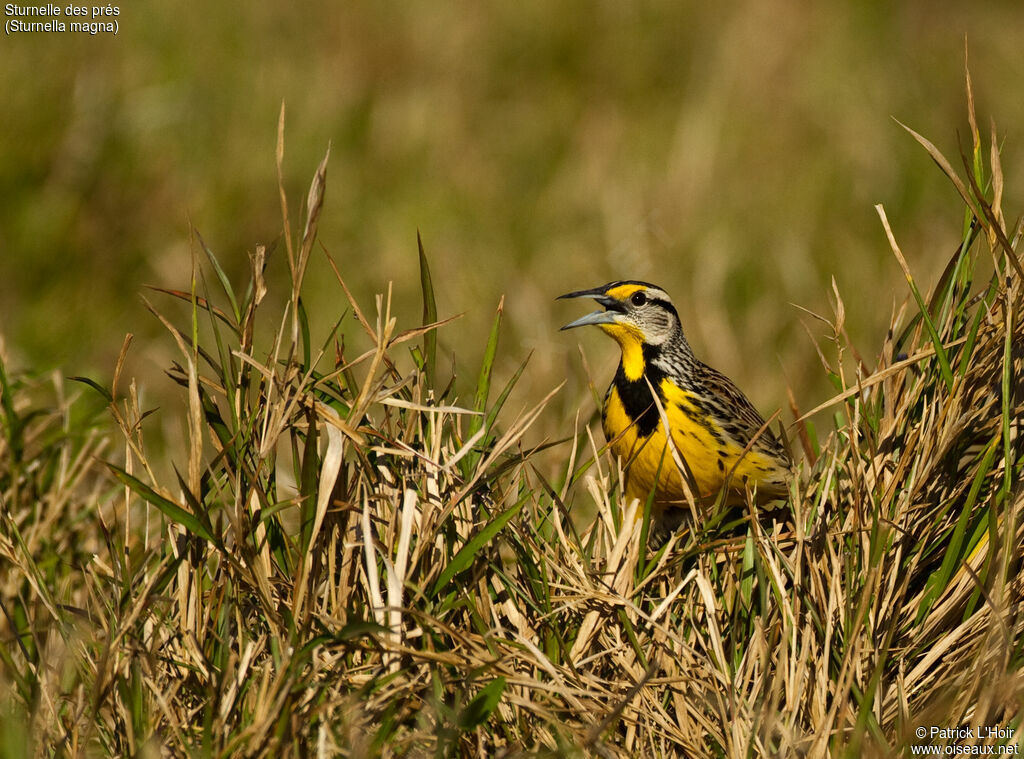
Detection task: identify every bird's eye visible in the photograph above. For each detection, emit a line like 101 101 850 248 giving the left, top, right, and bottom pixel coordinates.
630 291 647 307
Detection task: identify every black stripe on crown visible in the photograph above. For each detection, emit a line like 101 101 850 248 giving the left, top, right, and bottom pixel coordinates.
607 279 660 289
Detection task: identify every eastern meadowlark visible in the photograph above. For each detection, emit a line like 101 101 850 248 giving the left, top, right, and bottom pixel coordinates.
560 280 791 529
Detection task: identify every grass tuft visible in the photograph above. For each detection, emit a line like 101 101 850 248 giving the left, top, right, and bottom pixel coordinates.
2 86 1024 757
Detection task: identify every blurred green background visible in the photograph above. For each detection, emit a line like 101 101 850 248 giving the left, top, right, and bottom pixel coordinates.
2 1 1022 441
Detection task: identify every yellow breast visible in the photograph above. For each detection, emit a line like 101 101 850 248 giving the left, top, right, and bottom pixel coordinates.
603 378 785 505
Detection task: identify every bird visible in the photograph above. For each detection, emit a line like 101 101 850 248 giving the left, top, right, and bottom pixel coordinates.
559 280 791 534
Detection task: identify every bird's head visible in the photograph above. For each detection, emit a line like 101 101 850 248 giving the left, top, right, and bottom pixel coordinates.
558 281 680 347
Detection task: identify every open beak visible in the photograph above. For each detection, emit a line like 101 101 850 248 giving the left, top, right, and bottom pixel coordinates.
557 287 623 331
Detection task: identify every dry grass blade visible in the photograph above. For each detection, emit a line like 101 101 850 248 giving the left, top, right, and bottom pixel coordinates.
896 118 980 222
276 101 294 275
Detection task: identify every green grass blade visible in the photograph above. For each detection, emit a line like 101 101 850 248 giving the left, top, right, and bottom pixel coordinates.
432 494 525 596
299 407 319 552
956 298 987 377
615 607 648 668
107 463 217 545
910 278 954 391
470 298 503 428
740 529 755 609
458 677 506 730
876 204 955 391
462 297 504 474
298 296 312 369
917 438 999 622
1000 298 1015 499
195 230 241 323
481 351 530 443
68 375 114 404
417 231 438 388
0 355 24 462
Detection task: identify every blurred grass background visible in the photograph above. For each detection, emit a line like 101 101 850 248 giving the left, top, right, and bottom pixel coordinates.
2 0 1023 440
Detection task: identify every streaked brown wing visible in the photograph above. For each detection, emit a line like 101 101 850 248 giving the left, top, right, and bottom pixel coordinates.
695 362 791 464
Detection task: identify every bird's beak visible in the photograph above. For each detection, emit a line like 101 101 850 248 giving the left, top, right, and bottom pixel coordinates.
557 287 622 331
